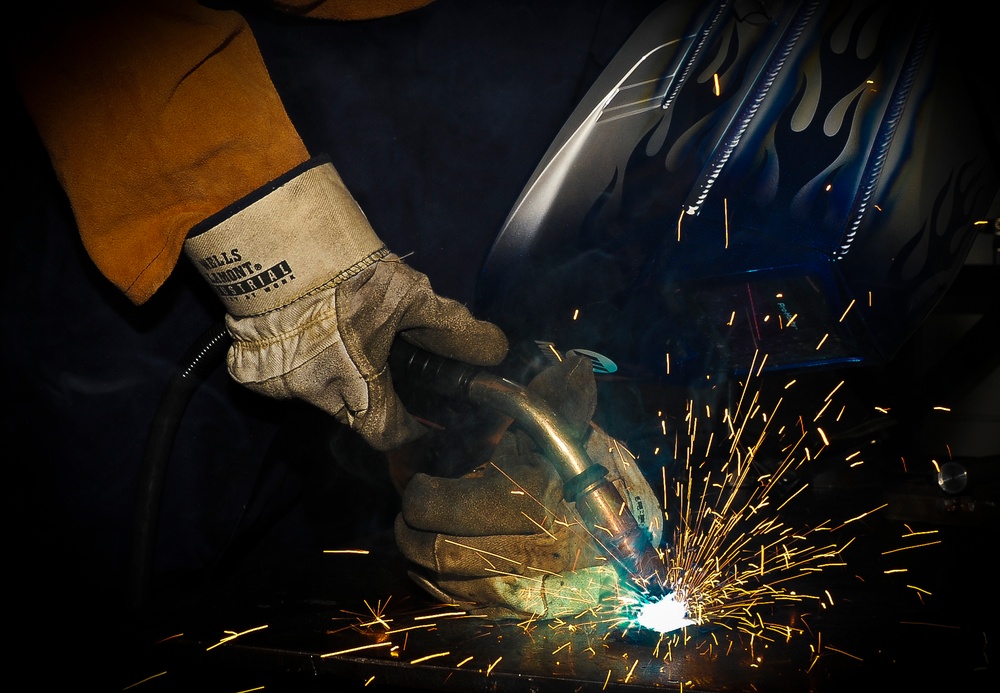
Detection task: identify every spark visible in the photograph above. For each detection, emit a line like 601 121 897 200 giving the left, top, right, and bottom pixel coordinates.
899 621 962 629
361 598 394 630
825 381 844 400
825 645 863 661
386 620 442 638
594 524 615 537
414 610 467 620
206 625 268 651
755 353 769 377
321 642 394 658
323 548 370 554
812 399 832 421
838 300 855 322
840 504 887 526
882 540 943 554
410 652 450 664
816 427 829 446
522 510 558 538
724 197 730 248
154 633 184 644
123 672 167 689
625 657 640 682
442 538 522 566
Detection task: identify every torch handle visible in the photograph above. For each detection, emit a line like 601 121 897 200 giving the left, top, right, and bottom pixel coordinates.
387 338 481 400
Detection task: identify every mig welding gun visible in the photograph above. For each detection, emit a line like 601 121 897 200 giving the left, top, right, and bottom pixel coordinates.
388 338 668 599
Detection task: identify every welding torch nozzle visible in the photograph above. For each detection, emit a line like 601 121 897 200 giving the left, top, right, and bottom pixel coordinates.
569 471 668 597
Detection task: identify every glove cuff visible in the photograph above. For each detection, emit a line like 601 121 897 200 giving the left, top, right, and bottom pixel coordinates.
183 156 384 317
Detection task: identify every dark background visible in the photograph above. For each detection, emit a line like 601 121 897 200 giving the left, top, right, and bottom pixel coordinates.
5 1 997 689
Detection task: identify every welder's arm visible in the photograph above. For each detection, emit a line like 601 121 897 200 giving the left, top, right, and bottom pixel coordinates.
395 355 663 619
14 1 505 450
13 0 311 304
12 0 434 304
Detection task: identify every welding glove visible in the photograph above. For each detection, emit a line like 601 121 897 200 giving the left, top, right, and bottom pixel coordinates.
183 158 508 451
394 354 663 620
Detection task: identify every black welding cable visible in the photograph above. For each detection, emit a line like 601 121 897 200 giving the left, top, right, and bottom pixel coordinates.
128 321 231 612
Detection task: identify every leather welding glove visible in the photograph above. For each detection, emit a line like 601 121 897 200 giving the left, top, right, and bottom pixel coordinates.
395 354 663 620
183 157 508 451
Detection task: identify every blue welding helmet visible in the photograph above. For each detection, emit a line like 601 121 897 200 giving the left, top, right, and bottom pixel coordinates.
474 0 998 385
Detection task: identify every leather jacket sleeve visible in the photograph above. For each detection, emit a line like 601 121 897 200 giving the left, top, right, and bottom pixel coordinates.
12 0 431 304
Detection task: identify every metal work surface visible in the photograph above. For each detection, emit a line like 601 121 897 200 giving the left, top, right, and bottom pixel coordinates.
130 516 993 692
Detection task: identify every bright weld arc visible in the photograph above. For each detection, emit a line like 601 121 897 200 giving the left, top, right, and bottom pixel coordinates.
632 591 696 633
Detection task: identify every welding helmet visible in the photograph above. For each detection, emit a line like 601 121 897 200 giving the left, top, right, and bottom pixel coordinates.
474 0 998 385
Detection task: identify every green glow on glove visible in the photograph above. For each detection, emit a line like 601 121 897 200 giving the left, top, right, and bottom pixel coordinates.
541 565 620 617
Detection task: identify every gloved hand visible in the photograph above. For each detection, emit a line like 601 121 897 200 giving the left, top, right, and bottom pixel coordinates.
394 354 663 620
183 157 508 451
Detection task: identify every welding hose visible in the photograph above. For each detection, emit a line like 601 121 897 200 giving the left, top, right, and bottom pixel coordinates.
388 339 667 596
128 321 231 611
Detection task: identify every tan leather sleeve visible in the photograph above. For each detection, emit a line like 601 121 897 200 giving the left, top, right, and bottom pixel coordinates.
15 0 435 305
15 1 312 305
17 0 316 304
